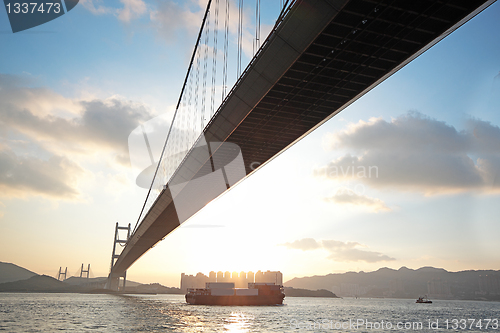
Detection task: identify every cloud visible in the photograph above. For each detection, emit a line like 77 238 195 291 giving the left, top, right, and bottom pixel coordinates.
81 0 148 23
80 0 204 41
0 146 84 199
1 97 152 156
78 99 153 153
321 240 395 263
316 112 500 195
79 0 115 15
148 0 262 47
80 0 265 55
0 73 203 201
0 75 154 158
323 112 467 153
280 238 395 263
118 0 147 23
280 238 321 251
0 74 155 200
149 1 203 42
324 189 391 212
0 74 82 118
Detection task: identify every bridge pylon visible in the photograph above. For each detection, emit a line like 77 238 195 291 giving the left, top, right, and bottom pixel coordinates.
80 263 90 279
57 267 67 281
105 222 131 291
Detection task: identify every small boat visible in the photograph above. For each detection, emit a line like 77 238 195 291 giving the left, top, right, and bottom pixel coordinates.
416 295 432 303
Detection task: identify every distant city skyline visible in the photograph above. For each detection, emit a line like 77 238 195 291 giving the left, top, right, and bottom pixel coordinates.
0 0 499 287
181 270 283 291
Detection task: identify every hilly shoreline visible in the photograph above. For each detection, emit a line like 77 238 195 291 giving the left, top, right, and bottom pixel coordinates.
285 266 500 301
2 262 498 300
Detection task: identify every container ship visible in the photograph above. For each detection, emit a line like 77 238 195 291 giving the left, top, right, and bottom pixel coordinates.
186 282 285 305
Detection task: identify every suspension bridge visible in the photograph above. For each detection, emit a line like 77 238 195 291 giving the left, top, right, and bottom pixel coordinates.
106 0 496 290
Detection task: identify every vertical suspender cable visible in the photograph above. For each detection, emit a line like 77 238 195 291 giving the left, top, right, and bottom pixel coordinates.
179 92 186 156
222 0 230 100
237 0 243 78
194 48 201 134
255 0 260 54
133 0 213 234
202 10 211 129
211 0 220 118
187 71 193 151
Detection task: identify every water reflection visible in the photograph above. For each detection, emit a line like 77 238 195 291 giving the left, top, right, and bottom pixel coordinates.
223 312 254 332
3 294 499 332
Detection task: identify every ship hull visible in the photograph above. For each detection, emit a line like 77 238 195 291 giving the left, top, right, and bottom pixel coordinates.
186 294 284 306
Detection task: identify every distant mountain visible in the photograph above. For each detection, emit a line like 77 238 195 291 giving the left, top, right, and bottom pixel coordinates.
63 276 109 286
0 275 75 292
0 262 182 293
0 262 37 284
284 287 339 298
64 276 143 288
285 266 500 301
126 283 184 294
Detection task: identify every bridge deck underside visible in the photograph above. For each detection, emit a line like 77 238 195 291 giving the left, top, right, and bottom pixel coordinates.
110 0 492 276
225 0 491 171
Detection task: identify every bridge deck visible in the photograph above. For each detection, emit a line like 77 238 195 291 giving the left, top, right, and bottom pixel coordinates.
110 0 494 278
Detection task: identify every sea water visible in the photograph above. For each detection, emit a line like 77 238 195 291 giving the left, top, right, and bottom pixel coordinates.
0 293 499 332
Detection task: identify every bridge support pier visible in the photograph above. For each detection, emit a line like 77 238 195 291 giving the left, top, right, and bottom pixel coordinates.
107 272 127 291
105 222 131 291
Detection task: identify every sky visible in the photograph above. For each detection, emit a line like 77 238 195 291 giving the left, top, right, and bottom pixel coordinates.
0 0 499 288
